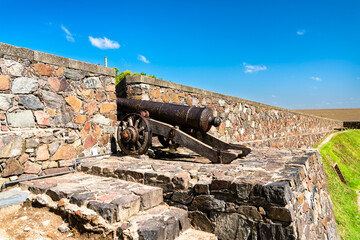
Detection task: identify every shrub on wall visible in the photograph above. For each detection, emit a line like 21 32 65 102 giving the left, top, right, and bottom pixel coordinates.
114 68 160 85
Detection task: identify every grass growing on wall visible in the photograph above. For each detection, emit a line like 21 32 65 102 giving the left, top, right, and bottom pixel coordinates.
114 68 161 85
319 130 360 240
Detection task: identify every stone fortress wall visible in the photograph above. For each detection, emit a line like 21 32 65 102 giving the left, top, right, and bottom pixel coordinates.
121 75 343 148
0 43 341 239
0 42 117 178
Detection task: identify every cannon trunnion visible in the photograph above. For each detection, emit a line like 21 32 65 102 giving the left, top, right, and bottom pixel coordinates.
117 98 251 164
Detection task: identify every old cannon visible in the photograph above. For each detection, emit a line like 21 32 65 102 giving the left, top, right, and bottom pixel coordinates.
116 98 251 164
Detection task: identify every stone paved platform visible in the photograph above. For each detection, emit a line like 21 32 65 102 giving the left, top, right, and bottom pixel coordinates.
20 172 217 239
79 148 340 240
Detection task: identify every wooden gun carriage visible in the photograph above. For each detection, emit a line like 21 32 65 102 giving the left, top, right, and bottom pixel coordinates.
116 98 251 164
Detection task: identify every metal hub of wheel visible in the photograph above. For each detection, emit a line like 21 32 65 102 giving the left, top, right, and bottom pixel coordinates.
117 113 152 155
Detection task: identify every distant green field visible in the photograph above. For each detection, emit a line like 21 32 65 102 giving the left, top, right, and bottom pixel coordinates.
319 130 360 240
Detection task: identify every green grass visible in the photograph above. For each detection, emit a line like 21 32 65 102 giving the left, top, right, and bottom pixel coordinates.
319 130 360 239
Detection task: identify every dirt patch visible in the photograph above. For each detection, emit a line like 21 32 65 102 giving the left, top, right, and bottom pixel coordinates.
0 202 103 240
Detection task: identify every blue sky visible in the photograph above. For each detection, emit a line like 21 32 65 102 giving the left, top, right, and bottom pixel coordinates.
1 0 359 109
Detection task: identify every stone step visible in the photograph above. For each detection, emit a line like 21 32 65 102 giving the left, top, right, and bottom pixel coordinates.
117 205 192 240
176 229 218 240
20 172 163 224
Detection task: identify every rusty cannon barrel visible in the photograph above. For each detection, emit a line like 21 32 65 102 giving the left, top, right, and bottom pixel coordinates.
117 98 221 132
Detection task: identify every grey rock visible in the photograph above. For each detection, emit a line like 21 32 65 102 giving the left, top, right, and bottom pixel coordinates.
87 201 117 223
11 77 38 94
25 139 39 148
49 141 60 155
64 69 82 80
42 91 65 109
189 211 214 233
0 188 28 209
19 95 44 110
138 218 166 240
52 106 73 127
6 110 35 128
0 135 23 158
92 114 112 125
267 206 294 223
191 195 225 211
84 77 102 89
0 94 13 111
259 223 288 240
70 193 95 207
171 190 193 205
0 59 24 76
212 212 251 240
58 224 70 233
2 158 24 177
262 181 292 205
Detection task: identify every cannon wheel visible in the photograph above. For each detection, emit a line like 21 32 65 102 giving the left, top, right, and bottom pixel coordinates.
157 135 180 149
117 113 152 155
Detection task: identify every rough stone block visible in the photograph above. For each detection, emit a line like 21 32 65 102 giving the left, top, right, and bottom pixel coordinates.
19 95 44 110
6 110 35 128
0 94 13 111
11 77 38 94
111 194 141 222
0 59 24 76
131 186 163 210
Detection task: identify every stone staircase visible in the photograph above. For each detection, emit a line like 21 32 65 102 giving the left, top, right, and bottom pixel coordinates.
20 172 216 239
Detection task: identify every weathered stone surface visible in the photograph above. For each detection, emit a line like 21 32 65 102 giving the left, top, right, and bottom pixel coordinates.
19 95 44 110
48 77 68 91
212 213 251 240
52 106 73 127
171 190 193 205
131 187 163 210
36 145 50 161
33 63 54 76
11 77 38 94
0 75 10 90
237 205 262 221
66 95 82 112
42 91 65 109
64 69 81 80
6 111 35 128
24 161 42 174
172 172 190 189
191 195 225 211
262 181 292 205
84 100 98 115
100 103 117 114
189 211 214 233
25 139 39 148
70 192 95 207
51 144 77 160
83 135 97 149
0 94 13 111
111 194 141 221
92 114 112 125
0 59 24 76
84 77 102 89
2 158 24 177
48 141 60 155
267 206 294 223
75 114 87 123
34 111 50 126
41 160 58 169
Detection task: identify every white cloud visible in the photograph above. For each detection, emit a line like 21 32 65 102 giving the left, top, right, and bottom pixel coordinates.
138 54 150 64
297 29 306 35
89 36 120 50
61 25 74 42
272 95 276 98
310 76 321 81
243 62 267 73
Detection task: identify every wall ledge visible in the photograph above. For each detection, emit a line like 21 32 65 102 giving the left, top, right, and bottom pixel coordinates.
125 75 342 123
0 42 115 77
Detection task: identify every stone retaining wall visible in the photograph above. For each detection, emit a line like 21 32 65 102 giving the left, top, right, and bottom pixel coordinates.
0 42 116 179
120 76 342 148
